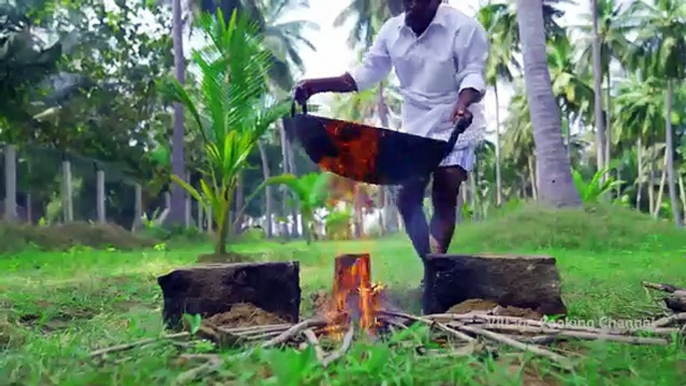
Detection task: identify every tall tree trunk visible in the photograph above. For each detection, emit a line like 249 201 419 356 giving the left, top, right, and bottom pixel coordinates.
591 0 606 176
353 185 364 238
664 80 682 226
184 171 192 227
653 152 667 219
258 141 273 238
4 144 16 221
494 83 503 206
678 174 686 221
636 138 643 210
96 168 105 224
26 161 32 224
527 156 537 200
234 174 244 234
278 123 291 239
378 186 386 235
469 172 478 221
515 0 581 207
197 198 203 229
648 146 655 215
604 70 612 171
61 157 73 222
286 140 301 237
169 0 186 225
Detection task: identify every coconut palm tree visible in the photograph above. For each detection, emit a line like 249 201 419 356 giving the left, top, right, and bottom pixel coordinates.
168 0 186 225
477 1 520 206
613 75 666 213
515 0 581 207
547 34 595 148
624 0 686 226
574 0 632 167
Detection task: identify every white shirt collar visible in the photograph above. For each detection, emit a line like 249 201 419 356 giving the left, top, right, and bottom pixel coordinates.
397 4 450 32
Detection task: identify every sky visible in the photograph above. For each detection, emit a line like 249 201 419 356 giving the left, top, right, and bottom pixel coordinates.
280 0 596 139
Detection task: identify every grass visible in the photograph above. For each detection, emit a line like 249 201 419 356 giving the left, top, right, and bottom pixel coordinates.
1 203 685 385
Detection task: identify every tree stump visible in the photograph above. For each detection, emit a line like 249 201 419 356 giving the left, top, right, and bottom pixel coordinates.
423 254 567 316
157 261 301 329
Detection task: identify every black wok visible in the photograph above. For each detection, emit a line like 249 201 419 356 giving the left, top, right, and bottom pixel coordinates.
282 102 470 186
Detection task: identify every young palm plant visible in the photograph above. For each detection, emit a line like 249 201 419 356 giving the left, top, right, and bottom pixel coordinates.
164 9 289 255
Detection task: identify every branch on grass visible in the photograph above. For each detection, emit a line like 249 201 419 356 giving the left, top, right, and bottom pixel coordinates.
466 323 670 345
455 324 573 370
379 310 474 342
651 312 686 328
303 329 325 364
260 317 328 349
321 326 354 368
174 354 222 386
89 332 190 357
426 313 674 336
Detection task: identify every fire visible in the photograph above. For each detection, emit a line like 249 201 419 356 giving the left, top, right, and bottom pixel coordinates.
312 120 385 338
324 254 384 339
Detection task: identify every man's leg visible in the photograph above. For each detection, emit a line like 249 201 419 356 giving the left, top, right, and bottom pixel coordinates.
397 175 431 259
429 166 468 254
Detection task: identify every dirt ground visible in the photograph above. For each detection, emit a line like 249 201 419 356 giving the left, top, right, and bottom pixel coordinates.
204 303 286 328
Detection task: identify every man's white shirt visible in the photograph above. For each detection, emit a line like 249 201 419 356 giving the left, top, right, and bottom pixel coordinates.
348 4 489 168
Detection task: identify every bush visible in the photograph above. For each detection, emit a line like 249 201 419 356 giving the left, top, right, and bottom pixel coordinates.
453 202 686 252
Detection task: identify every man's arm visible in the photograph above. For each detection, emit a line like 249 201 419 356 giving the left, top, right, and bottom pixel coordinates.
295 22 393 102
452 20 489 118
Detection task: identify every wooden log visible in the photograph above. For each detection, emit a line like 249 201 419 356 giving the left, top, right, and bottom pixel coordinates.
423 254 567 316
157 262 301 329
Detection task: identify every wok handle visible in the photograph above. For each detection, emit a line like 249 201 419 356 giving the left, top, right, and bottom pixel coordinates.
445 115 472 154
290 101 308 117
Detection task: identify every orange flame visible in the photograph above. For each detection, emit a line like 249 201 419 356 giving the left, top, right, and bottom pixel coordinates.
324 254 384 339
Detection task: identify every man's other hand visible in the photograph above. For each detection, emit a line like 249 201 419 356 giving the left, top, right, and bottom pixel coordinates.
293 80 316 105
450 100 473 126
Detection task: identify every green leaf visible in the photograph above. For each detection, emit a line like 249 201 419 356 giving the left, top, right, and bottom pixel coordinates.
170 174 204 204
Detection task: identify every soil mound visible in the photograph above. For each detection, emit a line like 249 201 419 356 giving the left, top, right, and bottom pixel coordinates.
447 298 542 320
204 303 286 328
0 221 157 254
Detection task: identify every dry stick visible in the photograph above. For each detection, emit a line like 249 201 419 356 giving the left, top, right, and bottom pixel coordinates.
455 324 573 370
379 310 474 342
321 326 354 368
173 354 222 386
651 312 686 328
505 334 563 345
89 332 190 357
222 324 292 334
303 329 326 364
383 316 410 331
468 323 669 345
427 313 674 336
243 330 289 341
260 317 328 349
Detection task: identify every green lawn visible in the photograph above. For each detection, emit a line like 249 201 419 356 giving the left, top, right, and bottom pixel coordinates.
1 205 685 385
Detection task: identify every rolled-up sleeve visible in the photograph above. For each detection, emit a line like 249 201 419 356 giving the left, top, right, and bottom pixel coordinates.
454 21 489 102
348 22 393 92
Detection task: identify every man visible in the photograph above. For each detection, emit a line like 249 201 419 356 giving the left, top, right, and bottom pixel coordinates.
294 0 489 279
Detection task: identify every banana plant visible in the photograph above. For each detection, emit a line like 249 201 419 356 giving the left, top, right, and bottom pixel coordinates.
163 9 289 255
